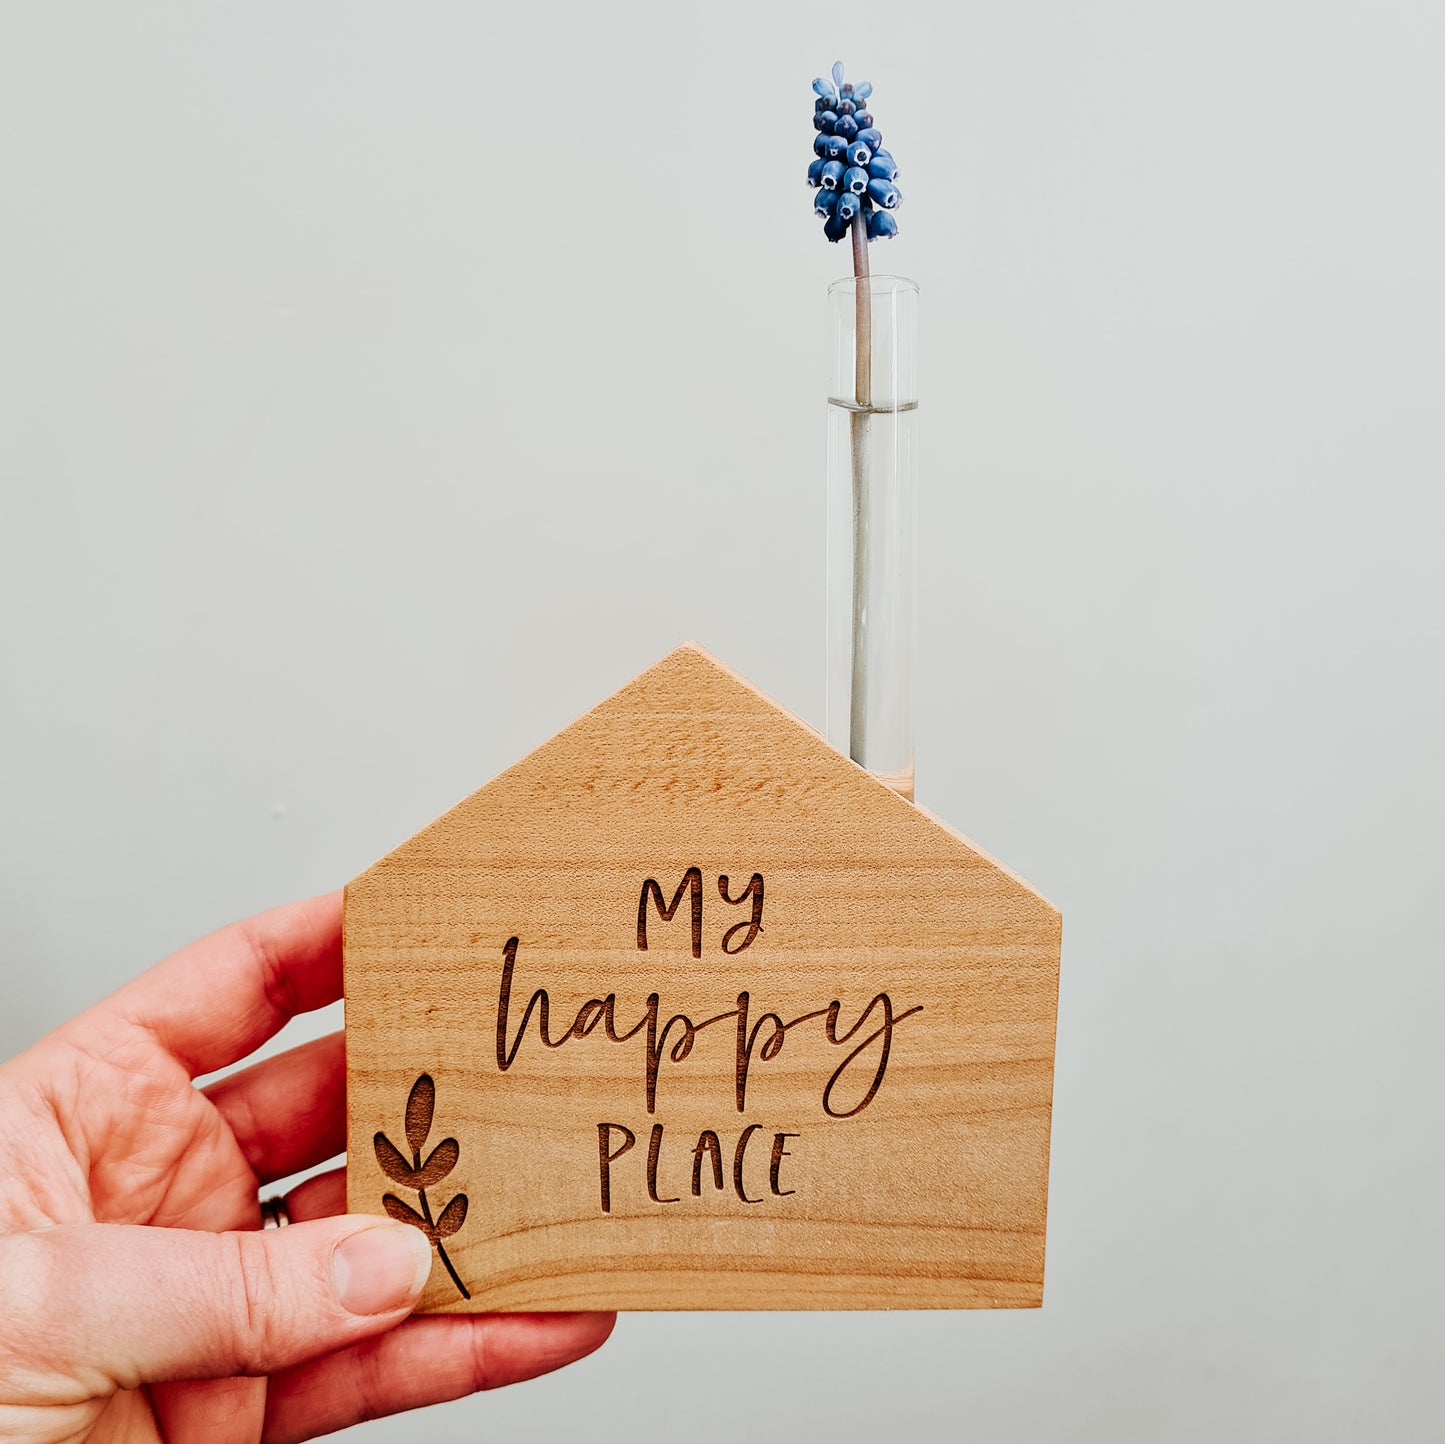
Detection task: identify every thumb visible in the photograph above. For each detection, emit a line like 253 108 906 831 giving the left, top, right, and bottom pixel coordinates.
8 1215 433 1390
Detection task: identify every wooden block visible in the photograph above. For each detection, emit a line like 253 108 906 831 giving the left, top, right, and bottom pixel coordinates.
345 644 1061 1312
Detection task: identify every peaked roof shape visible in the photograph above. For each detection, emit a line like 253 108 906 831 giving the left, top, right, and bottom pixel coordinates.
355 642 1056 909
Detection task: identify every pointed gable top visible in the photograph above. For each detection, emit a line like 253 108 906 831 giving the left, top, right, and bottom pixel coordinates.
355 642 1055 916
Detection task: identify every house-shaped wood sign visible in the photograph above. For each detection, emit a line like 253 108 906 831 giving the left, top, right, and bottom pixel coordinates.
345 644 1061 1312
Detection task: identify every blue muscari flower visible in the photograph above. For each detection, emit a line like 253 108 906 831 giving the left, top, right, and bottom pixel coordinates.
806 62 901 241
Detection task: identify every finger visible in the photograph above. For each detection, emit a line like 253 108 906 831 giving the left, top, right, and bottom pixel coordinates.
262 1312 617 1444
287 1166 347 1221
3 1214 431 1391
151 1377 267 1444
205 1032 346 1185
80 892 342 1076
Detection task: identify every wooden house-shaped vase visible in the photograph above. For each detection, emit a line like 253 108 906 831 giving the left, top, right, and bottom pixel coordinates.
345 644 1061 1312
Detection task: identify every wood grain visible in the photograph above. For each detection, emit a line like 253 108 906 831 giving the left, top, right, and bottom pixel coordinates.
345 644 1061 1312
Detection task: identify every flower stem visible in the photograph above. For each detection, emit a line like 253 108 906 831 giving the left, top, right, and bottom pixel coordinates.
849 214 872 766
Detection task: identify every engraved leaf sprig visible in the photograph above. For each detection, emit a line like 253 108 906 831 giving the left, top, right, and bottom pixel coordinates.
375 1073 471 1300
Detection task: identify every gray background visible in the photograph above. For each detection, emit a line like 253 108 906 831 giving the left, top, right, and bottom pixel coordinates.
3 2 1443 1440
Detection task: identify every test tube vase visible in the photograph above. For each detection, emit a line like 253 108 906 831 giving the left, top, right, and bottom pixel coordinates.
826 274 919 800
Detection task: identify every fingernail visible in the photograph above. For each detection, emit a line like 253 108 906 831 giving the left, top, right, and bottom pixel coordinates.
332 1223 432 1315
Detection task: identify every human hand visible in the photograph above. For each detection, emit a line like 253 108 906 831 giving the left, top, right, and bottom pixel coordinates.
0 893 614 1443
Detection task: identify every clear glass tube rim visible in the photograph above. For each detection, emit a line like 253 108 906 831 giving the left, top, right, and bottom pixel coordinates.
827 275 919 406
826 273 920 298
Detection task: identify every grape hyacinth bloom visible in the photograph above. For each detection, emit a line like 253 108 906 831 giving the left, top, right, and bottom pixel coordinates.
806 61 900 245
